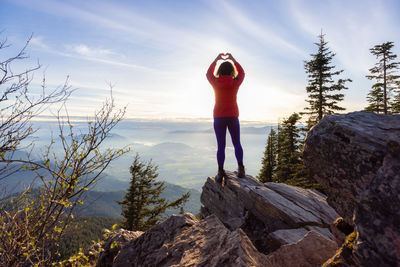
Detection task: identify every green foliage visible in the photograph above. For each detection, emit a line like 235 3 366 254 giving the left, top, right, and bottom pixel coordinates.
159 183 201 217
276 113 303 183
344 232 357 251
366 41 400 114
259 113 320 190
284 174 322 191
391 91 400 113
55 220 118 266
365 83 385 113
302 32 351 128
117 154 190 231
53 216 119 261
258 127 277 183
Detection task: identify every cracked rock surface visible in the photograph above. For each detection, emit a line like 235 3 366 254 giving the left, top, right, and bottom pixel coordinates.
200 171 339 253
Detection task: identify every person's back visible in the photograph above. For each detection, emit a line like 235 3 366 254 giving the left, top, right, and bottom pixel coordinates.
207 57 245 118
206 53 246 183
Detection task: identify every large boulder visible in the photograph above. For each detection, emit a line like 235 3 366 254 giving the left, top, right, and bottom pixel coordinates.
323 142 400 267
113 213 198 266
267 230 338 267
200 171 339 252
97 213 337 267
352 140 400 266
303 111 400 266
113 213 270 267
303 111 400 223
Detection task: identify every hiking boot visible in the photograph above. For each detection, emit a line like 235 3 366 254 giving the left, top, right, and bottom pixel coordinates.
215 169 225 184
237 164 245 178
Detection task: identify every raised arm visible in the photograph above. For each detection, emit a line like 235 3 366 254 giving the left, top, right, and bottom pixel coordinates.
227 53 245 85
206 53 224 84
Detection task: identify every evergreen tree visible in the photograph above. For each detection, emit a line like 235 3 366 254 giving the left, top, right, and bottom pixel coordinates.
258 114 321 190
289 128 321 190
392 90 400 113
275 113 302 182
302 33 352 128
366 41 400 114
258 127 277 183
365 83 385 113
118 154 190 231
276 122 284 181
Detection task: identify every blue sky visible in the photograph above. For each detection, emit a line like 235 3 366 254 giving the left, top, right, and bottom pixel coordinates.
1 0 400 122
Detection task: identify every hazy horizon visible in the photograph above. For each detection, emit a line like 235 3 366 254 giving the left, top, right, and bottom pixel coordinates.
3 118 273 191
29 114 279 125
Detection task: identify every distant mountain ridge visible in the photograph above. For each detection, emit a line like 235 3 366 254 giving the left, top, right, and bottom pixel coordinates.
170 126 271 135
1 118 273 191
70 182 201 218
1 172 202 219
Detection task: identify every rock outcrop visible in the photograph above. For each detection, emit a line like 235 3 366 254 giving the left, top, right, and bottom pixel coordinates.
98 213 336 267
91 172 340 266
268 230 337 267
353 140 400 266
303 111 400 224
304 111 400 266
114 213 270 267
201 171 339 252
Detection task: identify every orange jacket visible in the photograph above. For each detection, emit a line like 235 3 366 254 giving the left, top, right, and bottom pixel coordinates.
206 60 245 118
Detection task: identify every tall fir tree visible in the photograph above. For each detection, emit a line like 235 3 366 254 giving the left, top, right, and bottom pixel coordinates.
365 83 385 113
117 154 190 231
258 127 277 183
302 33 352 129
366 41 400 114
275 113 302 182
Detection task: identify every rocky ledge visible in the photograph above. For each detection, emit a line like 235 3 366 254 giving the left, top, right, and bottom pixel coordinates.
88 172 339 266
92 212 337 267
200 171 339 252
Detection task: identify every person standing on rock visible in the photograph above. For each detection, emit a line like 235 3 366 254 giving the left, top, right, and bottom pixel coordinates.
206 53 245 183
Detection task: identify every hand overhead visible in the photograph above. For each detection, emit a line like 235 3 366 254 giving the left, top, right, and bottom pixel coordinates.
215 53 225 61
221 54 229 60
215 53 236 61
226 53 235 61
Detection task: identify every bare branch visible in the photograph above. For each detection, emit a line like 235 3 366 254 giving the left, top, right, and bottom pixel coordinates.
0 34 128 265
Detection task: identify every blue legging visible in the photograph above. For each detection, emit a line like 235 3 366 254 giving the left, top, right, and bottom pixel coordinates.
214 117 243 168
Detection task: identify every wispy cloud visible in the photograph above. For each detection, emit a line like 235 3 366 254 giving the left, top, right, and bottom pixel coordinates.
63 43 157 71
208 0 308 57
288 0 400 74
68 44 117 58
31 40 160 72
30 36 48 49
30 34 155 72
